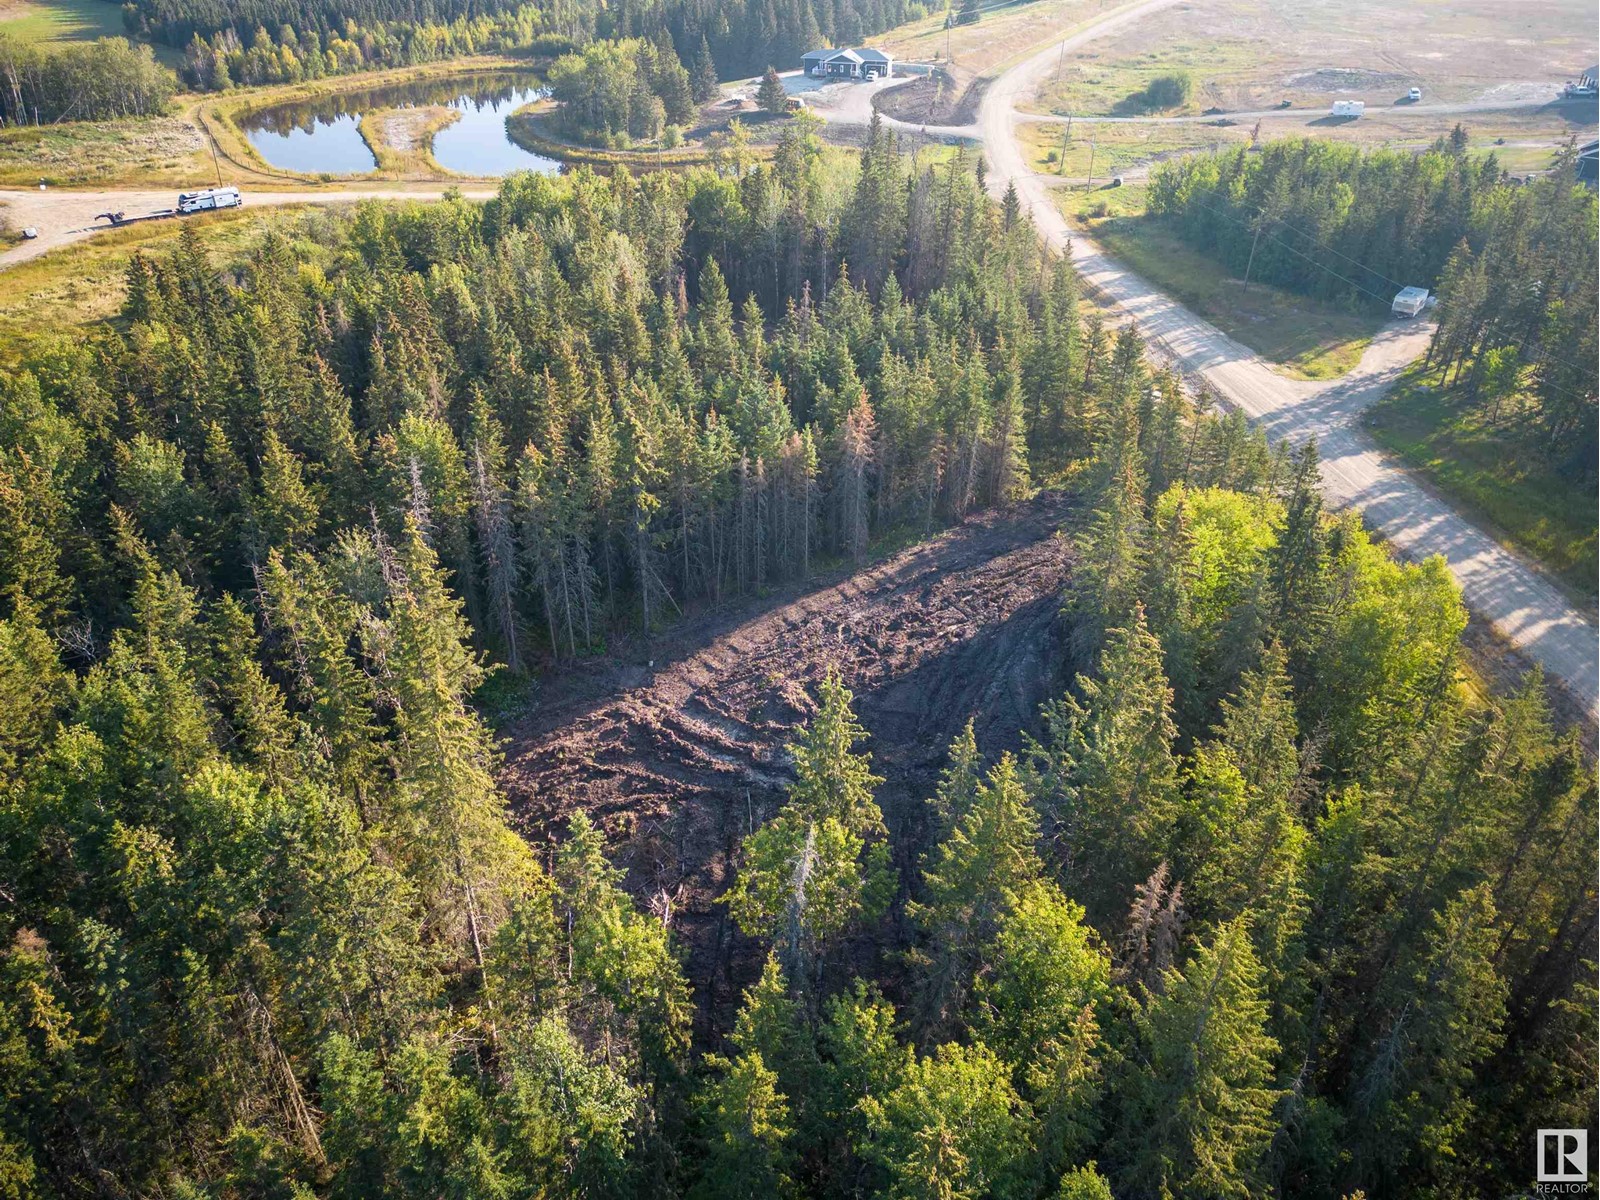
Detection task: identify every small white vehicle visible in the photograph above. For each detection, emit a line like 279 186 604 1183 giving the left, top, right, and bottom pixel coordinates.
21 227 37 240
1406 87 1423 102
177 186 242 214
1330 99 1366 118
1392 286 1429 318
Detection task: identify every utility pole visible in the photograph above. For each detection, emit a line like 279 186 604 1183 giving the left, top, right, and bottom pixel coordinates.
1086 135 1096 189
207 123 223 186
1054 35 1068 83
1243 206 1266 286
1058 121 1070 174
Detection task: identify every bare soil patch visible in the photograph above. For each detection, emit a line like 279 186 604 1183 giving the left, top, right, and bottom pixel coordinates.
499 492 1077 1031
875 68 990 126
374 105 457 151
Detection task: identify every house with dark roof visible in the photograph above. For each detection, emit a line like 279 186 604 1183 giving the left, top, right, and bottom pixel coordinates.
1578 139 1598 188
800 47 894 80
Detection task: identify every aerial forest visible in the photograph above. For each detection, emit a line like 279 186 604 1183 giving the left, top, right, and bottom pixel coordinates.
1147 136 1599 479
0 119 1594 1200
129 0 925 90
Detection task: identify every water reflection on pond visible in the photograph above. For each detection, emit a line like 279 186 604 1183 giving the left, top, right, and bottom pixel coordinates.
240 73 560 176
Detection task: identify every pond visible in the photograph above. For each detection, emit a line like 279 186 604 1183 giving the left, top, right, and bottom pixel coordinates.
239 72 561 177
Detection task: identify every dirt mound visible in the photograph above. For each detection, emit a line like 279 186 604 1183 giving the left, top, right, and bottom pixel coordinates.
874 68 989 126
499 491 1077 1028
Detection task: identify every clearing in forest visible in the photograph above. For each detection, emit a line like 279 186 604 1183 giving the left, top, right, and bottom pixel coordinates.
499 491 1077 1027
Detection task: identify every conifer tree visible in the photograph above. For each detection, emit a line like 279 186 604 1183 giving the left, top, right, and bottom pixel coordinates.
910 753 1042 1032
1347 884 1507 1194
1270 439 1329 673
1114 919 1282 1200
927 719 981 836
974 881 1110 1172
757 65 788 114
862 1041 1036 1200
725 669 892 978
692 1050 796 1200
691 35 720 103
818 978 911 1175
1032 605 1179 927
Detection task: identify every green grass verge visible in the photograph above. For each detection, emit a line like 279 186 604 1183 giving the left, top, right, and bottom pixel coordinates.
0 208 281 352
1019 121 1249 179
505 109 730 169
0 117 209 186
1076 212 1384 380
0 0 124 45
1364 368 1598 603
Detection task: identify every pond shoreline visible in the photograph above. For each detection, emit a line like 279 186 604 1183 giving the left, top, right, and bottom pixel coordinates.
205 62 563 181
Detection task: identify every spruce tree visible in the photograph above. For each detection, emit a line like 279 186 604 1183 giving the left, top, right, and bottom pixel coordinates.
691 35 720 103
1032 605 1179 928
1270 439 1329 674
724 668 892 977
909 753 1042 1033
758 65 789 114
1114 919 1283 1200
692 1050 796 1200
1347 884 1508 1194
862 1041 1036 1200
927 719 981 837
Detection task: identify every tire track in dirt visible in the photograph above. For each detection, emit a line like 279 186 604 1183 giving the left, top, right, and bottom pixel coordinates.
498 490 1078 1029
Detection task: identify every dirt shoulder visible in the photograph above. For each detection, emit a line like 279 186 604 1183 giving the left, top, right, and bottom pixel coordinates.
498 491 1077 1032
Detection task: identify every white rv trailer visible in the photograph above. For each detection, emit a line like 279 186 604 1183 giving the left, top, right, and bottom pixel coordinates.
177 186 243 214
1392 286 1429 318
1330 100 1365 118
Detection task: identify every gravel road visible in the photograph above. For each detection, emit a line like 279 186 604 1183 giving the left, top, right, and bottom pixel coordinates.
976 3 1598 718
4 23 1594 717
0 186 495 271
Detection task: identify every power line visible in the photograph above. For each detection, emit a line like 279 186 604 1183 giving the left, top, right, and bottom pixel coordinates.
1170 193 1597 405
1161 163 1598 382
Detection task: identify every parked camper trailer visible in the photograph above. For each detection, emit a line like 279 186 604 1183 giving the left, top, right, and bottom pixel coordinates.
1330 100 1365 118
177 187 242 214
1392 286 1429 318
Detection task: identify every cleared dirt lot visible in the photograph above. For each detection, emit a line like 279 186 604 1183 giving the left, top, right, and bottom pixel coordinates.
499 492 1076 1030
872 0 1130 124
1026 0 1598 116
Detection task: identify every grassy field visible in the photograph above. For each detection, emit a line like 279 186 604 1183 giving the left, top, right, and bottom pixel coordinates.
0 0 124 45
1074 210 1384 379
1027 0 1597 116
0 207 284 350
0 118 212 186
1063 180 1149 221
1365 370 1598 603
874 0 1125 78
1018 120 1248 177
